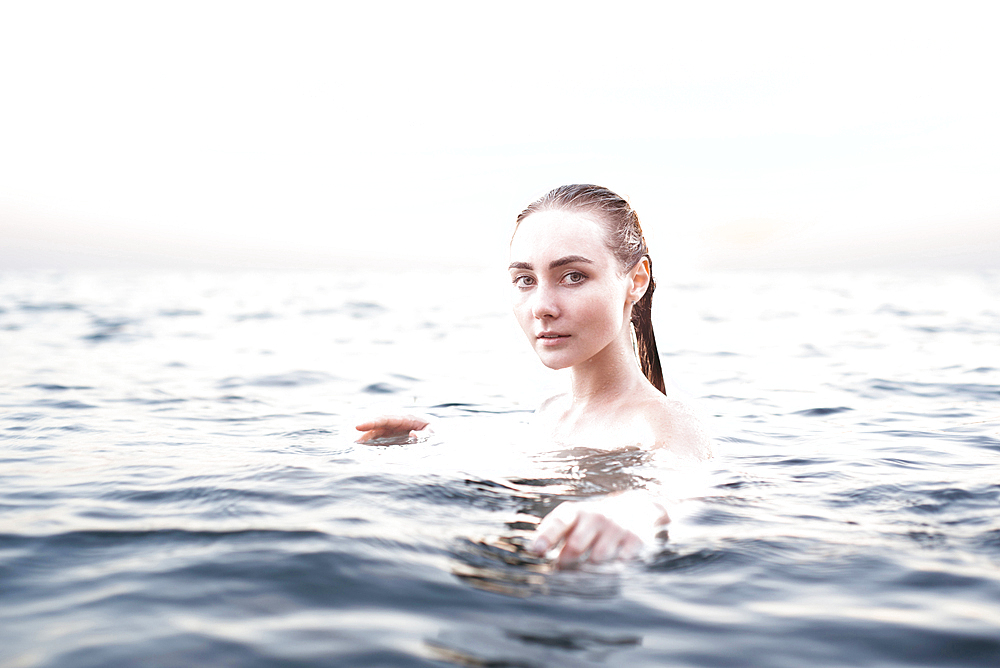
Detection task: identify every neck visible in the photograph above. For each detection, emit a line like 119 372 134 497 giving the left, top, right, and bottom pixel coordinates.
568 325 647 407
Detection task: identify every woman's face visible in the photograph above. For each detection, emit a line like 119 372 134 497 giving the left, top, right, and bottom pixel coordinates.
509 209 639 371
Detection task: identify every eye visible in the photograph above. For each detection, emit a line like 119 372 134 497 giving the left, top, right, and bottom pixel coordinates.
563 271 587 285
512 275 535 289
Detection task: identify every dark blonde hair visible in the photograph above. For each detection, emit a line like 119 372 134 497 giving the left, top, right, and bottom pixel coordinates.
515 184 665 394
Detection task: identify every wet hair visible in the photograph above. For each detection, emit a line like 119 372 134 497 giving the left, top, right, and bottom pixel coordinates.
515 184 666 394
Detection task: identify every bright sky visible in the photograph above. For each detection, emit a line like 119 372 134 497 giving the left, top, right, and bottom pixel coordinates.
2 0 999 271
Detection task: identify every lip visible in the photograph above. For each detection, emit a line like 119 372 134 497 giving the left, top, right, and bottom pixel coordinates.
536 332 570 346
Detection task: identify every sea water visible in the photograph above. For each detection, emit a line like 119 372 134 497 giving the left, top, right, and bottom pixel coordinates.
1 268 998 667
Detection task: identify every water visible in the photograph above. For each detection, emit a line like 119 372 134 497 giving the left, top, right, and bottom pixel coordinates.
2 268 999 667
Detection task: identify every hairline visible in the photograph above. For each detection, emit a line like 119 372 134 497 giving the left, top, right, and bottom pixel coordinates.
512 206 640 275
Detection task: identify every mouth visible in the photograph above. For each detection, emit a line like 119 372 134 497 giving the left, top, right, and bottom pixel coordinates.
536 332 570 344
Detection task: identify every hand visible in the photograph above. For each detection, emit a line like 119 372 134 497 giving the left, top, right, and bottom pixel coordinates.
355 415 431 443
528 495 669 568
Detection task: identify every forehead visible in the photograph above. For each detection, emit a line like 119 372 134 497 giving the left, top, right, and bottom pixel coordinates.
509 209 611 263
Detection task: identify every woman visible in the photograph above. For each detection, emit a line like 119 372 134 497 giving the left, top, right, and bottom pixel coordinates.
357 184 712 567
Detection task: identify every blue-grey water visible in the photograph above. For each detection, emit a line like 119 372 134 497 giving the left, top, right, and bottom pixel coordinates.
1 268 999 667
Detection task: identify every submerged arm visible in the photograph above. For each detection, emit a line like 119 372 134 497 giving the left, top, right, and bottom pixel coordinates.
528 492 670 567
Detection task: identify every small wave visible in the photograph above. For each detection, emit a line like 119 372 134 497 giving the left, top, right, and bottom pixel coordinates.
873 430 1000 454
906 484 1000 516
505 627 642 651
32 399 96 410
218 371 337 388
0 527 329 551
112 396 187 406
430 402 527 415
773 456 837 467
279 428 336 438
861 378 1000 401
827 482 906 508
24 383 94 391
176 414 288 423
158 309 202 317
2 411 45 422
362 382 403 394
233 311 275 321
18 302 80 312
215 394 262 403
83 316 137 342
648 546 729 573
99 485 332 509
975 528 1000 554
397 478 521 513
689 506 748 526
792 406 853 417
905 529 948 548
957 434 1000 452
874 304 945 317
345 301 386 318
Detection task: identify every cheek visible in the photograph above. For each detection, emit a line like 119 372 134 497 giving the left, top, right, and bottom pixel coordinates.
583 286 625 323
511 298 531 331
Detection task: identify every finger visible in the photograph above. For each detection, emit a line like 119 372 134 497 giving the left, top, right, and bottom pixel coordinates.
588 523 630 563
529 507 576 555
619 533 644 560
356 415 428 433
529 516 568 555
556 512 603 567
355 416 404 432
406 419 430 432
355 428 388 443
356 423 408 442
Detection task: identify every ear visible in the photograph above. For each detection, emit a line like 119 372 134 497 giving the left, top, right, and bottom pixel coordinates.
628 256 651 303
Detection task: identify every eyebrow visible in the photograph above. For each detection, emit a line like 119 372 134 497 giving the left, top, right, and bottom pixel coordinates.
508 255 594 271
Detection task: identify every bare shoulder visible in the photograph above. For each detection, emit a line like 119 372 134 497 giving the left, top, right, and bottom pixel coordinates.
528 393 566 432
536 392 569 416
640 392 713 461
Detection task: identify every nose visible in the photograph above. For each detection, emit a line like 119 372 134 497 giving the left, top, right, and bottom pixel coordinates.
530 284 559 319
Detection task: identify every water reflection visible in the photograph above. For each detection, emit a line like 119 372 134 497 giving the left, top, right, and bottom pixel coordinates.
426 624 642 668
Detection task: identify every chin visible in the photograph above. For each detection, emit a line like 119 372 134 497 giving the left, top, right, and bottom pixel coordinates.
534 350 576 371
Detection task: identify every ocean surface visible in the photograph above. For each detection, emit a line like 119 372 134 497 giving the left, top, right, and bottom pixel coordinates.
1 268 998 667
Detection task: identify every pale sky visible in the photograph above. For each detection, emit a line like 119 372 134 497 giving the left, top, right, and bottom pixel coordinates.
2 0 998 272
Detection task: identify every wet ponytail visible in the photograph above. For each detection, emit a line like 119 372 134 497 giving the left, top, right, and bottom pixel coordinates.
515 184 667 395
631 255 665 394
